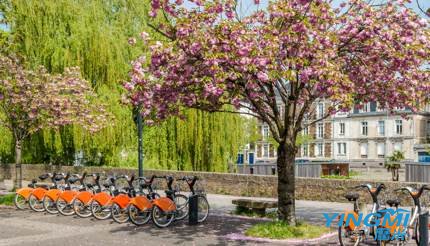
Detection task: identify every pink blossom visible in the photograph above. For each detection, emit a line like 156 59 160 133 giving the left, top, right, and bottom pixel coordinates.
257 71 269 82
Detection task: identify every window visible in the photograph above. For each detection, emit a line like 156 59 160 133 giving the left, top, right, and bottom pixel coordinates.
303 126 309 136
427 120 430 136
303 144 308 157
361 122 368 136
361 103 369 113
377 143 385 158
316 143 324 157
395 120 402 135
360 143 368 158
262 125 269 139
316 123 324 139
337 143 346 156
339 123 345 135
394 142 402 152
317 103 324 119
263 144 269 157
377 121 385 136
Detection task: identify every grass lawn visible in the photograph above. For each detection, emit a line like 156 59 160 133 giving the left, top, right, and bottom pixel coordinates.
0 194 14 206
245 221 331 240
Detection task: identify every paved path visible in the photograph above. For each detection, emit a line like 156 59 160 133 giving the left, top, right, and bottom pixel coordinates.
0 194 415 245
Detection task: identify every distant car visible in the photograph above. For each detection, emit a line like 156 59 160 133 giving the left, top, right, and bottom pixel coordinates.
295 159 310 164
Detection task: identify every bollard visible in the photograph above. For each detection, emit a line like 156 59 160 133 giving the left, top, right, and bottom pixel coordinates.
419 211 429 246
189 195 198 225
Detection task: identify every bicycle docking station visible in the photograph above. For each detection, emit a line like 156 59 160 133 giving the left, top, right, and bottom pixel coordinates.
419 210 429 246
188 194 198 225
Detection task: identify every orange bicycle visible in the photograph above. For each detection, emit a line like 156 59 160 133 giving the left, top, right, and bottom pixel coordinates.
110 174 136 223
128 175 160 226
28 173 66 212
73 173 104 218
42 172 75 214
56 173 86 216
14 173 54 209
151 176 188 228
91 175 119 220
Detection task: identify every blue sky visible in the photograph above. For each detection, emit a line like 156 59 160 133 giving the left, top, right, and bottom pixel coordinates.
0 0 428 32
233 0 430 18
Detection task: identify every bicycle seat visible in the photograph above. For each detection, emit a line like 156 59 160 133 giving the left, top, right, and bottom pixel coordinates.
39 173 50 180
34 184 50 189
345 192 359 201
386 199 401 207
68 176 80 184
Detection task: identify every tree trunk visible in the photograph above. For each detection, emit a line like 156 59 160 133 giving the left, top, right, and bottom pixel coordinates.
15 139 22 188
277 141 297 225
15 139 22 165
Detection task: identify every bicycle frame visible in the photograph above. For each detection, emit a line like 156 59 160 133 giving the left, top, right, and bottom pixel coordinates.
74 173 102 206
128 175 157 212
151 176 177 213
111 175 135 209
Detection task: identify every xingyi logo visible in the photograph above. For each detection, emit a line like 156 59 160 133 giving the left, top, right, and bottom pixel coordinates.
323 208 410 241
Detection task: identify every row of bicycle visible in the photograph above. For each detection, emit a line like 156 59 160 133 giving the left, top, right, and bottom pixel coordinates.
339 183 430 245
14 172 209 228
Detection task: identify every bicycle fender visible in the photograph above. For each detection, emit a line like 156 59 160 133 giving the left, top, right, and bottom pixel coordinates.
111 194 130 209
16 187 33 200
130 196 152 211
152 197 176 212
59 190 78 204
75 191 93 205
32 187 48 201
93 192 112 206
45 189 62 201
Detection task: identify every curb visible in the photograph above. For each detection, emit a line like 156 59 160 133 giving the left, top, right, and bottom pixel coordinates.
224 231 337 244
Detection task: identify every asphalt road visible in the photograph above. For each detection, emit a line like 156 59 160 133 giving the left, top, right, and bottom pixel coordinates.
0 194 416 245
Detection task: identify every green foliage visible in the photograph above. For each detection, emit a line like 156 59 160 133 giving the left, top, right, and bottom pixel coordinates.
321 175 351 180
385 150 404 170
0 0 245 171
245 221 330 239
0 194 14 206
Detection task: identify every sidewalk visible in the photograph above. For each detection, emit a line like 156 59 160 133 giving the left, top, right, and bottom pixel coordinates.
207 193 350 226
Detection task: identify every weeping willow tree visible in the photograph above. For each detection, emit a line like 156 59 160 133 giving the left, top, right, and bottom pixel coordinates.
0 0 246 171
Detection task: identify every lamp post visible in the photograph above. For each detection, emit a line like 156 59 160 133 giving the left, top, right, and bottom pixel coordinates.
134 106 144 178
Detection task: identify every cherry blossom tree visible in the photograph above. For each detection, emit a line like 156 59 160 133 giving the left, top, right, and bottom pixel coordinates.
125 0 430 224
0 56 109 170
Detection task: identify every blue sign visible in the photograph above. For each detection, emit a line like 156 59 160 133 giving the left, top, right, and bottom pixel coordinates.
324 208 409 240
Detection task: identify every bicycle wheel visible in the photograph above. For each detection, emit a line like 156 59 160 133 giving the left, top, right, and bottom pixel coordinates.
128 204 151 226
175 194 189 220
197 195 209 223
91 200 111 220
414 219 420 245
56 197 75 216
28 194 45 212
111 203 129 223
73 198 92 218
338 224 362 246
14 194 27 210
152 205 175 228
43 196 58 214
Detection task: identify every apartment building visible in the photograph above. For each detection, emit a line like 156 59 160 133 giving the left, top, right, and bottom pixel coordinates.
332 103 430 167
238 101 430 166
237 100 333 165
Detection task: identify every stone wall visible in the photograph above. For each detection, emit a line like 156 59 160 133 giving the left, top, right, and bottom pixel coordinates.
0 164 424 205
